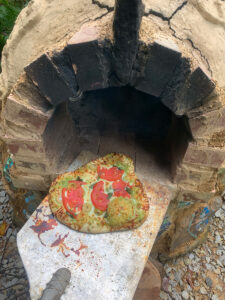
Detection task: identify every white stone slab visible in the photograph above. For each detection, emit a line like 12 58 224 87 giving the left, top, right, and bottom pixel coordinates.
18 184 172 300
17 151 174 300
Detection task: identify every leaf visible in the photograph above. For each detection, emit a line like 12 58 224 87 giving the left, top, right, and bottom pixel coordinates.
90 182 97 189
107 192 113 199
66 212 75 219
0 220 9 237
113 165 122 170
125 187 132 194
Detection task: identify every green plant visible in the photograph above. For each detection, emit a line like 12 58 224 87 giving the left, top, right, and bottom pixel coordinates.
0 0 28 70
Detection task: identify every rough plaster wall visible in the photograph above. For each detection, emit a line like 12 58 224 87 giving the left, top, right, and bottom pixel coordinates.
143 0 186 18
98 0 185 17
0 0 108 105
144 0 225 88
101 0 225 87
170 0 225 88
1 0 225 106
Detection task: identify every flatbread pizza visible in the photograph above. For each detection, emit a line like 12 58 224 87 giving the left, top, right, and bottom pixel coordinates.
49 153 149 233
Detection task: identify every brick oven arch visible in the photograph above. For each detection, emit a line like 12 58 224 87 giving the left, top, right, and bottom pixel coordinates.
1 18 218 192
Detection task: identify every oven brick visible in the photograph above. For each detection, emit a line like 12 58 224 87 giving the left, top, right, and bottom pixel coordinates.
134 38 181 97
186 90 223 119
25 53 77 106
174 163 217 192
7 140 46 159
10 166 50 191
4 94 53 136
175 188 214 204
67 25 111 91
183 143 225 168
189 107 225 139
162 65 215 116
217 167 225 194
13 157 48 175
179 67 215 114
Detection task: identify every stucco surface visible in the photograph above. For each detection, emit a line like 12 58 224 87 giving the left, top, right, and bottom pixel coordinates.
1 0 225 106
0 0 108 104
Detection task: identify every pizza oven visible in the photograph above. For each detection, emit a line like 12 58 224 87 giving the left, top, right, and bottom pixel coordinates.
0 0 224 239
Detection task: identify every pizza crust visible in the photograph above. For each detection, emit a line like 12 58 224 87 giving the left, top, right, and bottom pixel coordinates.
48 153 149 233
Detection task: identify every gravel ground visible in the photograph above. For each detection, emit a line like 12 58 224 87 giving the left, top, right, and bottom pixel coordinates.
0 181 30 300
160 206 225 300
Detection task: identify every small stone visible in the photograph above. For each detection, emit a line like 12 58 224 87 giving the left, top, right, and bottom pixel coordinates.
169 279 177 288
205 277 213 288
215 208 225 220
184 258 191 266
194 281 199 287
189 253 194 260
181 290 189 299
0 197 6 204
188 265 194 272
193 265 200 272
195 256 200 262
160 291 168 300
173 293 182 300
187 285 192 292
200 287 207 295
6 228 12 238
216 285 222 291
216 259 223 267
0 191 6 197
206 263 213 270
174 270 182 282
219 255 225 266
162 277 169 292
7 278 18 286
214 268 220 275
211 295 219 300
216 249 223 256
215 235 221 244
206 257 210 263
165 267 172 274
